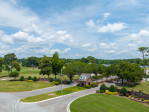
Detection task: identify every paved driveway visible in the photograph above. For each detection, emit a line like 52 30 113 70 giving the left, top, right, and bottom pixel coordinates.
0 83 113 112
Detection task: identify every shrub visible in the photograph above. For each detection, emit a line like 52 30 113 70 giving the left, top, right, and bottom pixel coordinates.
19 76 24 81
66 81 71 84
27 76 32 80
100 90 104 93
76 83 80 86
85 85 91 89
91 82 98 88
9 71 19 79
50 78 54 82
100 84 107 92
96 90 100 93
55 79 61 83
106 90 118 95
33 76 38 81
120 87 128 96
27 80 33 82
126 93 130 97
141 98 144 101
109 85 116 92
54 81 60 85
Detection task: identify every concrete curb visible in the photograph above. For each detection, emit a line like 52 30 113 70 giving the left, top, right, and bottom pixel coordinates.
19 88 91 104
67 92 95 112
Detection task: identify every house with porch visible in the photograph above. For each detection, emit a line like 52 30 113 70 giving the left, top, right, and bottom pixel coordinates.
79 73 93 87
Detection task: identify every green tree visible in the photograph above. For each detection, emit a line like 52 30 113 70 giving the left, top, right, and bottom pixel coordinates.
138 47 149 80
4 53 17 73
10 61 21 72
117 62 130 84
63 63 76 82
52 52 63 79
9 71 19 79
0 57 4 73
38 56 52 78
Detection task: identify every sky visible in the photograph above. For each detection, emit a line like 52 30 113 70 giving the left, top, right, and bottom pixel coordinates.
0 0 149 59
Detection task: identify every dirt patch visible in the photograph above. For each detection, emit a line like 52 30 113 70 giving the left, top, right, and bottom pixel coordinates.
48 93 56 96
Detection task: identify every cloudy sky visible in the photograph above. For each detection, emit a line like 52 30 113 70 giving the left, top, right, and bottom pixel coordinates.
0 0 149 59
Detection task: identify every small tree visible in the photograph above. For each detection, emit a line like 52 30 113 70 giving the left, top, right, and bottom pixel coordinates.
9 71 19 79
19 76 25 81
38 56 52 78
120 87 128 96
100 84 107 92
33 76 38 81
27 76 32 80
109 85 116 92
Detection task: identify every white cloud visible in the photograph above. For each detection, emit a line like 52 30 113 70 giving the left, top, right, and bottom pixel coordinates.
99 42 116 49
103 13 111 19
86 20 95 27
105 50 115 53
98 23 127 33
82 43 91 47
23 24 43 34
0 0 38 28
56 31 66 34
37 48 71 55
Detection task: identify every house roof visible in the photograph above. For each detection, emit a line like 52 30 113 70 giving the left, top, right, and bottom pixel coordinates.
79 73 92 81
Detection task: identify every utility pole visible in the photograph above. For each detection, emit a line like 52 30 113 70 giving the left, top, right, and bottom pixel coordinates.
61 68 63 93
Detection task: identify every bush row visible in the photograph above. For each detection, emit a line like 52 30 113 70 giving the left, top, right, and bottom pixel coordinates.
85 82 98 89
97 84 129 97
50 78 71 84
19 76 38 81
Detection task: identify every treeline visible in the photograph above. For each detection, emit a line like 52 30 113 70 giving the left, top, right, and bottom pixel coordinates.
17 56 146 67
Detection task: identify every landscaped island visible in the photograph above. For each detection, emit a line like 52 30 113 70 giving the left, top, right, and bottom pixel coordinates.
20 86 86 102
70 94 149 112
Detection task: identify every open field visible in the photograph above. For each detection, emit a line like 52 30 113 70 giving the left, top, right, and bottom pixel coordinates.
119 81 149 94
70 94 149 112
21 86 86 102
0 67 80 80
0 81 54 92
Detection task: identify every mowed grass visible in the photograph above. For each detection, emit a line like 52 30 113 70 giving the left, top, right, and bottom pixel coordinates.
120 81 149 94
70 94 149 112
0 67 80 80
21 86 86 102
0 81 53 92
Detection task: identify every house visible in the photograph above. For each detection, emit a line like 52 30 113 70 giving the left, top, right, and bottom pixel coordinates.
79 73 93 87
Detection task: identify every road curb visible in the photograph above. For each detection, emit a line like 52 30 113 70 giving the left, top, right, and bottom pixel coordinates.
67 92 95 112
19 88 90 104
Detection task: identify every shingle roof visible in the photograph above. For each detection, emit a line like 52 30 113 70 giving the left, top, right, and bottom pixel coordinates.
79 73 92 81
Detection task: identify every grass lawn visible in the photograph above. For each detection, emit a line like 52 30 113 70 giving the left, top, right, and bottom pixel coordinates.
119 81 149 94
21 86 86 102
0 67 80 80
0 81 54 92
70 94 149 112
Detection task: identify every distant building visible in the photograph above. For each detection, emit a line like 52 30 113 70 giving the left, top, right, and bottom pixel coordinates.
102 64 110 67
79 73 93 87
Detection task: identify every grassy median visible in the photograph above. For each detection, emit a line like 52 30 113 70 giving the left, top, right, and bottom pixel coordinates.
21 86 86 102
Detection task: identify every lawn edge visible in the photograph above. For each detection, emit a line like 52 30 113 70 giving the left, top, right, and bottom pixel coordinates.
0 84 56 93
67 92 95 112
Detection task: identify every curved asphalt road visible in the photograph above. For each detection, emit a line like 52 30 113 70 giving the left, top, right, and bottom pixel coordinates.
0 83 113 112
